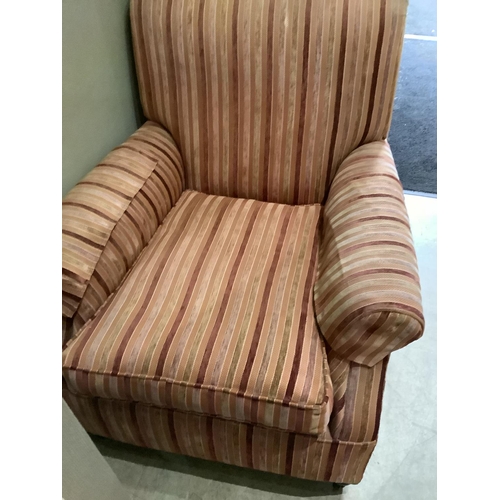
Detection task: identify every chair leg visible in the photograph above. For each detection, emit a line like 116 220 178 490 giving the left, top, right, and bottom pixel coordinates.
332 483 348 489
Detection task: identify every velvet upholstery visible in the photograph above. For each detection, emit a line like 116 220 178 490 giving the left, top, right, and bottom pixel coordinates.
62 0 423 484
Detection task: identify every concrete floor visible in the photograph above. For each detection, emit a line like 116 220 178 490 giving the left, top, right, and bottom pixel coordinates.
93 192 437 500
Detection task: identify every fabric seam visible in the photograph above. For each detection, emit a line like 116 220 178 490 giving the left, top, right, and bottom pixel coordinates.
63 387 374 446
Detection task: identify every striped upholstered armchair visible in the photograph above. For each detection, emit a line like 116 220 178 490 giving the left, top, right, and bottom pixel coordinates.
62 0 424 485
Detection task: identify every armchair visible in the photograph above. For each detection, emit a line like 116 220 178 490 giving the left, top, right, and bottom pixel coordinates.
62 0 423 484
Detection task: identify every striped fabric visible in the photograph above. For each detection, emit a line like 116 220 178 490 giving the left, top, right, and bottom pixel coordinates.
61 0 419 484
327 348 389 442
63 351 387 484
62 122 184 331
314 141 424 367
130 0 407 205
63 191 331 435
62 317 72 347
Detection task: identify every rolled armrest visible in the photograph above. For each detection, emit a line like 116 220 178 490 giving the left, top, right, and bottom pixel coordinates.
314 141 424 367
62 121 184 333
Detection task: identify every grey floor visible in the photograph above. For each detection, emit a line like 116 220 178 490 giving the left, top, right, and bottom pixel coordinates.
390 0 437 194
93 192 437 500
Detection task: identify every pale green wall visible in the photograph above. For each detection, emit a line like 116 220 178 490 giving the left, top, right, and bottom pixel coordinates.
63 0 144 197
63 400 131 500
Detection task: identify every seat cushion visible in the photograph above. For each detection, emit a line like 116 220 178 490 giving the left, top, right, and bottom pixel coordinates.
63 190 332 435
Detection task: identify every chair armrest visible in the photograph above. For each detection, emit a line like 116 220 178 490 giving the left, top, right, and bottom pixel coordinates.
62 121 184 333
314 141 424 367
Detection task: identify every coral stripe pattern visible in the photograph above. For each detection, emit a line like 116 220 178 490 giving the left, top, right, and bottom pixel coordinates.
130 0 407 204
314 141 424 367
62 122 184 330
63 348 388 484
63 191 329 435
61 0 418 485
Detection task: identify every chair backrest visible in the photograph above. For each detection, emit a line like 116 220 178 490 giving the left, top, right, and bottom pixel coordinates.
131 0 407 205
